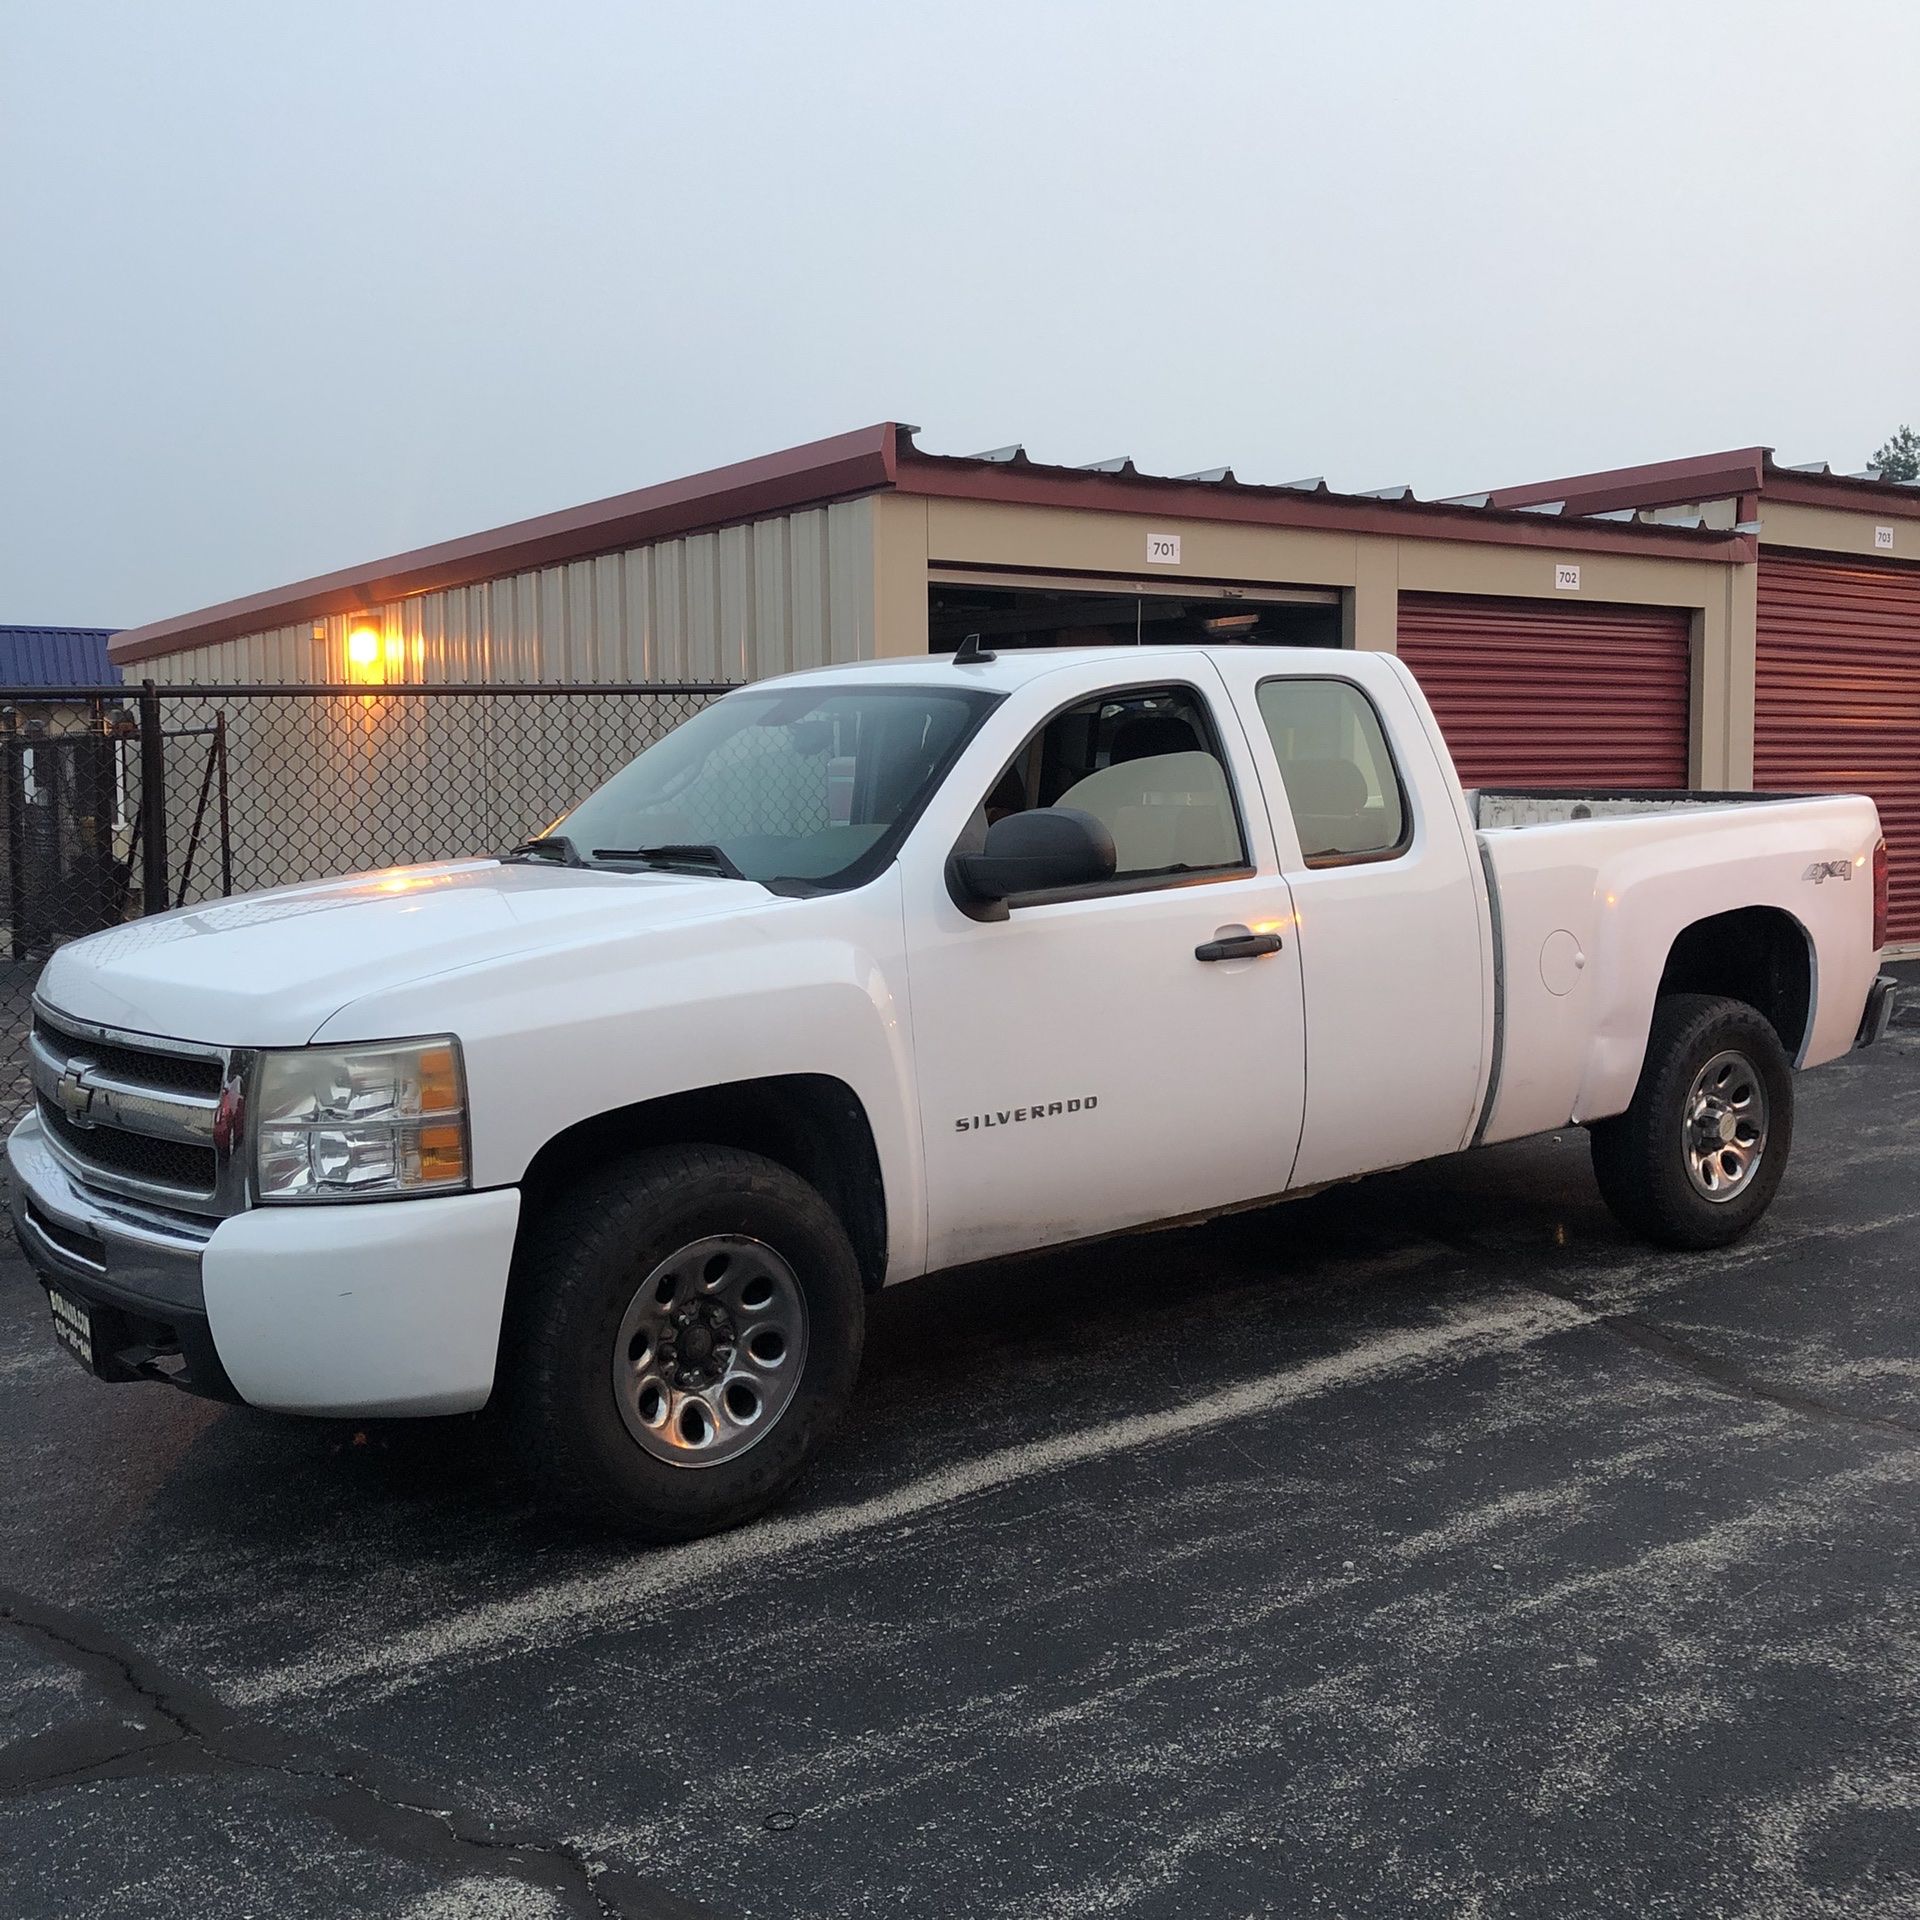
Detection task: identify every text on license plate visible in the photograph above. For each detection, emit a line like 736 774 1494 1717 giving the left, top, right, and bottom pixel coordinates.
48 1289 93 1369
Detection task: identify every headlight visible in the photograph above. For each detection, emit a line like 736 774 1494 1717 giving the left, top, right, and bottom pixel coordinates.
254 1038 469 1202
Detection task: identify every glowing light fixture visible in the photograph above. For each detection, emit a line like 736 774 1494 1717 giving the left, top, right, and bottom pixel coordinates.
346 621 381 669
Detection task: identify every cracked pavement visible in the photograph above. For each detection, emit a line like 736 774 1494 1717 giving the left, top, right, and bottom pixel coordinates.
3 1005 1917 1918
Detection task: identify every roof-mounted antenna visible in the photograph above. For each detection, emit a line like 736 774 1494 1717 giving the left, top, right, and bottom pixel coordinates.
953 631 997 666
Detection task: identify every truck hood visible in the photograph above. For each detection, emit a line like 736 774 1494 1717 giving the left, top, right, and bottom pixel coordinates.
36 860 772 1046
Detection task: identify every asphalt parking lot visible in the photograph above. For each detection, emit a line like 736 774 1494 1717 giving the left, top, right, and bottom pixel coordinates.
3 1002 1917 1920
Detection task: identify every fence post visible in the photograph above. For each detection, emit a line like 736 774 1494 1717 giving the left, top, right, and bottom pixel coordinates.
4 732 23 962
138 680 168 917
215 712 232 898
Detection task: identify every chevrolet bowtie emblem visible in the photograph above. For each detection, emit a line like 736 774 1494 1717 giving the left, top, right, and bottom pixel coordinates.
55 1061 98 1128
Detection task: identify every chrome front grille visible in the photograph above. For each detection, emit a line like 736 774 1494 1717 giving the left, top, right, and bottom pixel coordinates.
28 1005 243 1217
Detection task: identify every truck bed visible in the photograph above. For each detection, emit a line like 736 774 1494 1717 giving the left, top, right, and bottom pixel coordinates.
1470 787 1810 831
1467 784 1881 1148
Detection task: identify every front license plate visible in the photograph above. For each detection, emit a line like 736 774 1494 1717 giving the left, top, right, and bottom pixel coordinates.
47 1289 94 1371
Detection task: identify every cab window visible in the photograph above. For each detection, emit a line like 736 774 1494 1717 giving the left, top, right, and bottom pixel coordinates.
1256 677 1409 866
974 685 1247 886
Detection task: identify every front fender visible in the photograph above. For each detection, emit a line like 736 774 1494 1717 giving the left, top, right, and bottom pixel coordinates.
312 876 927 1280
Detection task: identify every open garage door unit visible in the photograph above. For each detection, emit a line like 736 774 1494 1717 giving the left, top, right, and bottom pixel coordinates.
1395 593 1692 789
1755 552 1920 945
929 578 1342 653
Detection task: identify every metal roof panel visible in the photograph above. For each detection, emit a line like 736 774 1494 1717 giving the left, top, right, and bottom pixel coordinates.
0 626 122 688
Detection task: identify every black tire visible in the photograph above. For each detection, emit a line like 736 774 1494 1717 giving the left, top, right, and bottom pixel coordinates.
1589 993 1794 1251
505 1144 864 1538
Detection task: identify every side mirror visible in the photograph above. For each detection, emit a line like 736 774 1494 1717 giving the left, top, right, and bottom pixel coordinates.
949 806 1117 913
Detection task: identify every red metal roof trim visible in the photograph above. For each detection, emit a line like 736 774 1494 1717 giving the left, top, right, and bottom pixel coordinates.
110 425 902 665
1486 448 1768 517
1757 454 1920 521
1487 446 1920 523
893 437 1755 562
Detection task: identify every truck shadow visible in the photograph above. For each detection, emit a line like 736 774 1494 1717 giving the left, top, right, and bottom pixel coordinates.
130 1127 1620 1556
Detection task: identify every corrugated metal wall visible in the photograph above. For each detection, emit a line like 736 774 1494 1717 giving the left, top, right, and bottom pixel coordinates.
1396 593 1693 788
142 500 877 686
1754 552 1920 943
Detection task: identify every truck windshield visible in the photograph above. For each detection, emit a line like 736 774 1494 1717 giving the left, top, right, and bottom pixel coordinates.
549 683 999 892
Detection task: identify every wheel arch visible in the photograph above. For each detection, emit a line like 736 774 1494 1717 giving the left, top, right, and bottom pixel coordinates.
514 1074 889 1292
1574 902 1815 1126
1654 905 1815 1064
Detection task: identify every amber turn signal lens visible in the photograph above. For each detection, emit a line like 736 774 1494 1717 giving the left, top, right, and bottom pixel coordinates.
415 1123 467 1183
417 1046 462 1114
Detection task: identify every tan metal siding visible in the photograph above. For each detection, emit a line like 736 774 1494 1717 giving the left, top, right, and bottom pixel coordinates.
1754 552 1920 943
1396 594 1693 788
140 500 876 686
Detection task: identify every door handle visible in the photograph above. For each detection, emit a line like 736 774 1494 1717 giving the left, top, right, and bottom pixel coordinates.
1195 929 1284 963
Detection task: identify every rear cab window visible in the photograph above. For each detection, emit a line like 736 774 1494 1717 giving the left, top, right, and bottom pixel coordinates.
1256 677 1410 867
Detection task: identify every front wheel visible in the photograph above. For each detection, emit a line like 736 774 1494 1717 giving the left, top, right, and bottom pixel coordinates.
506 1145 864 1538
1589 993 1794 1250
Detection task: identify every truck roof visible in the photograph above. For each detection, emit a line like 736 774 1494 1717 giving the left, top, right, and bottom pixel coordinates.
773 644 1377 694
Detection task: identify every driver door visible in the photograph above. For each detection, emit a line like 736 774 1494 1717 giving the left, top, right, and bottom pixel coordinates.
899 657 1309 1273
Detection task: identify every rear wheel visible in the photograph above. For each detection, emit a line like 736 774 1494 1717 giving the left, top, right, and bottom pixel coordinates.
507 1145 864 1538
1589 993 1793 1250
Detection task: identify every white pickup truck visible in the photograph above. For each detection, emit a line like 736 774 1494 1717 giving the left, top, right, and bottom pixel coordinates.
10 646 1894 1536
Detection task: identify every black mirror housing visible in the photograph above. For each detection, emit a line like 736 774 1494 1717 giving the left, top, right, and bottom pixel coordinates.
949 806 1117 912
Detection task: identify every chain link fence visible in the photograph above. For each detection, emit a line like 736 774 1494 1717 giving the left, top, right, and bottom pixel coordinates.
0 681 735 1122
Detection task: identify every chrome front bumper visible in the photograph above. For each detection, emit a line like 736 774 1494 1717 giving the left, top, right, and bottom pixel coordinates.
9 1109 240 1397
8 1108 214 1318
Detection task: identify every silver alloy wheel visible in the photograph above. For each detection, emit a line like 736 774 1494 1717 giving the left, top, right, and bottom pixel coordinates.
611 1234 809 1467
1682 1048 1769 1203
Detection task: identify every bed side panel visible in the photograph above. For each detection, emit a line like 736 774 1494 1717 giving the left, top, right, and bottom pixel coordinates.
1479 795 1880 1143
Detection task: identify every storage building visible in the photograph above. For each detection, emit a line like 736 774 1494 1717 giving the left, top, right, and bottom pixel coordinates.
104 426 1915 949
1489 450 1920 942
109 422 1754 781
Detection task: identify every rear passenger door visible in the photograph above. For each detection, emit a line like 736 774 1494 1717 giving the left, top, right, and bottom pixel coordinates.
1210 654 1488 1186
900 660 1309 1273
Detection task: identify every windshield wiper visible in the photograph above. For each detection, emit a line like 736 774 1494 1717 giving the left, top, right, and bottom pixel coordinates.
591 843 748 880
501 833 586 866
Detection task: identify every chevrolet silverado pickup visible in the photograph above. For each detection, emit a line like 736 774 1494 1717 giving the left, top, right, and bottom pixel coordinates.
9 645 1895 1537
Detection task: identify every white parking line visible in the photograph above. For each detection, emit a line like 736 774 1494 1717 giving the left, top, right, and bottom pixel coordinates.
231 1290 1590 1710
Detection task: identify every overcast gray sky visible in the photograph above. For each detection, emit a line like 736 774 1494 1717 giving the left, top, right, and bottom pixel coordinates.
4 0 1917 629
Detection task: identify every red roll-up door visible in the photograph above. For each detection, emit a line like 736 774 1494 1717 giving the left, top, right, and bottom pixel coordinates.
1754 552 1920 944
1395 594 1692 788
